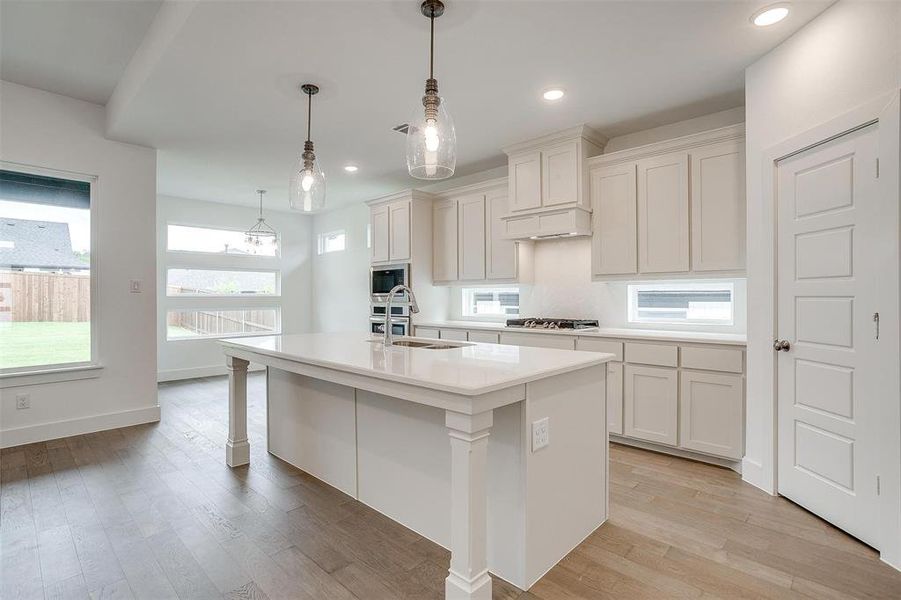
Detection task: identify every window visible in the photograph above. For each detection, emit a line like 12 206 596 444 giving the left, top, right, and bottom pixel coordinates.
628 282 734 325
166 269 278 296
462 287 520 319
166 308 280 340
317 229 346 255
167 224 278 256
0 169 94 372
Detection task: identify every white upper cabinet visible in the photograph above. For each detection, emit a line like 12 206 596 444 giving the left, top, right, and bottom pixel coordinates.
542 141 580 207
368 190 432 267
590 163 638 276
637 151 690 274
457 194 487 280
433 199 458 282
387 200 411 262
486 189 517 280
371 204 390 263
509 152 542 212
690 140 746 272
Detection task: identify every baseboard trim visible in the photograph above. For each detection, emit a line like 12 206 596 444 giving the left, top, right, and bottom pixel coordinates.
0 405 161 449
610 434 742 473
157 363 265 382
741 456 776 495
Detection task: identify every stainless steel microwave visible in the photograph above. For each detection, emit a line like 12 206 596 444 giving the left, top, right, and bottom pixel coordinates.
370 316 410 337
370 264 409 302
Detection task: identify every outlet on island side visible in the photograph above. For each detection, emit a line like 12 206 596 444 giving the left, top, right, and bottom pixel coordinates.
531 417 549 452
16 394 30 410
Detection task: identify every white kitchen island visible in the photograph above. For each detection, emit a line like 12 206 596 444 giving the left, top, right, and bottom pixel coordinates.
220 333 613 598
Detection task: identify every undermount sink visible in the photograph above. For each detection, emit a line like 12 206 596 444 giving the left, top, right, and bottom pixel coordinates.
368 338 470 350
390 340 435 348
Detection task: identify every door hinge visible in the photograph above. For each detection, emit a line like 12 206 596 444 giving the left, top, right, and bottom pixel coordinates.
877 475 881 496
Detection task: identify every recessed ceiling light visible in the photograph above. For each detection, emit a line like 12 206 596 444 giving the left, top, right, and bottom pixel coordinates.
344 165 358 173
543 88 565 102
751 4 789 26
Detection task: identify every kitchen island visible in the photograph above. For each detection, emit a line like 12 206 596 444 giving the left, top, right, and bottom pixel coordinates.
220 333 613 598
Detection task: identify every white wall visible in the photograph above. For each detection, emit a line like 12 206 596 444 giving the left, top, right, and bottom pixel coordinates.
0 81 159 447
157 195 313 380
310 202 371 333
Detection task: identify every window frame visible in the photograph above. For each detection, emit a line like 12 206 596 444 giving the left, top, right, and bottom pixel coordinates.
627 281 735 326
0 161 101 381
165 306 282 341
165 267 281 298
317 229 346 255
460 286 521 322
165 222 281 258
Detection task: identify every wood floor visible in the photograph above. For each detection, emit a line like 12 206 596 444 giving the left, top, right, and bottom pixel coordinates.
2 374 901 600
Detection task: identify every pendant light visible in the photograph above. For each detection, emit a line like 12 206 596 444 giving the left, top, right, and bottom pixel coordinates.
406 0 456 180
289 84 326 212
245 189 278 251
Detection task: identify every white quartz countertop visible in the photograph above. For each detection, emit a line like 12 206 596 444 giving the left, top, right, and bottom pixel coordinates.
415 320 747 346
220 333 613 396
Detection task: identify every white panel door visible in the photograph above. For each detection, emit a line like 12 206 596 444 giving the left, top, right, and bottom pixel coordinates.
370 205 389 263
637 152 689 273
623 364 678 446
690 141 746 272
486 189 517 280
542 141 579 207
388 201 411 262
590 163 638 276
433 199 458 282
509 152 542 212
457 194 486 280
777 125 883 547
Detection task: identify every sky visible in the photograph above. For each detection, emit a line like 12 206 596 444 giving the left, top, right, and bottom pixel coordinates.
0 199 91 252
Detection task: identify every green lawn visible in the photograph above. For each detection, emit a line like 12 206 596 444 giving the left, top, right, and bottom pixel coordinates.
0 322 91 369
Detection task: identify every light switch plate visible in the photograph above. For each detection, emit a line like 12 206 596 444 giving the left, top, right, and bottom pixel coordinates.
16 394 30 410
129 279 142 293
532 417 549 452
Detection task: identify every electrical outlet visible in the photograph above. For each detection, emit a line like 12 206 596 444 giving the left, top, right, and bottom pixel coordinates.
129 279 142 293
15 394 30 410
532 417 549 452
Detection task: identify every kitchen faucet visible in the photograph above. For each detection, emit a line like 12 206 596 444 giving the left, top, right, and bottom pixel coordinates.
384 284 420 347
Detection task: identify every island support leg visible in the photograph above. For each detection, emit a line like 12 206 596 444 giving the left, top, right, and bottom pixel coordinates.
445 409 493 600
226 356 250 467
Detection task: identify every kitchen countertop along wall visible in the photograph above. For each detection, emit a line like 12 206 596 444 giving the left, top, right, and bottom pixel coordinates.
416 320 746 346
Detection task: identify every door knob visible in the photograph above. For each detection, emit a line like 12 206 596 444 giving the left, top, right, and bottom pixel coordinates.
773 339 791 352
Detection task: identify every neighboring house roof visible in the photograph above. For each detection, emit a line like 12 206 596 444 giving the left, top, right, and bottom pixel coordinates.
0 218 87 270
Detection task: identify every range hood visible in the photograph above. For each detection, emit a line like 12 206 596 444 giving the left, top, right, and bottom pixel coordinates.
502 206 592 241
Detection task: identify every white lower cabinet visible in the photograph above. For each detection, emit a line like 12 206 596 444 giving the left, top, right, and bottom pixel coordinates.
679 370 743 459
624 364 678 446
606 362 623 435
499 331 576 350
439 329 468 342
468 330 500 344
415 327 439 339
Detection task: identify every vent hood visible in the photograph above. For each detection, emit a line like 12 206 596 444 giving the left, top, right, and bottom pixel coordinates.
502 206 592 240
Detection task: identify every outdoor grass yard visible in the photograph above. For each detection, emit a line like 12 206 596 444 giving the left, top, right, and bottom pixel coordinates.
0 321 91 369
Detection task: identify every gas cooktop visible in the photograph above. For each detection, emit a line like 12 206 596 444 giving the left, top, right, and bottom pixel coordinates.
505 318 599 330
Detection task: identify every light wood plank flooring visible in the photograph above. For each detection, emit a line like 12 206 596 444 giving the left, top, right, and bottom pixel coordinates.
2 373 900 599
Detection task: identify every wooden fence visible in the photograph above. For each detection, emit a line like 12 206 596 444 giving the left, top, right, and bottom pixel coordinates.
0 270 90 322
167 309 276 337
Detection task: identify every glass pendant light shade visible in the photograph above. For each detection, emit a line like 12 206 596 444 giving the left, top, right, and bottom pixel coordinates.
289 157 326 212
406 97 455 180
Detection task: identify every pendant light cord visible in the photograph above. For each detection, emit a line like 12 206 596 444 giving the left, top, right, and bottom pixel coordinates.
306 89 312 143
429 12 434 79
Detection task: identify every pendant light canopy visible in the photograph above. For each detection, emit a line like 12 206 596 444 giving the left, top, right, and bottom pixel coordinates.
289 84 326 212
406 0 456 180
245 189 278 250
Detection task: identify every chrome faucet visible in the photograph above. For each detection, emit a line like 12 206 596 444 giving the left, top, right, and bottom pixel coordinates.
384 284 420 347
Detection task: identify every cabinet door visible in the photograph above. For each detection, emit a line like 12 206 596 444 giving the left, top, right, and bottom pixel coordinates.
457 194 486 280
679 370 743 459
433 199 458 282
590 163 638 275
371 205 390 263
690 141 746 272
542 141 579 207
624 364 678 446
637 152 689 273
509 152 542 212
486 189 517 280
607 362 623 435
388 201 411 262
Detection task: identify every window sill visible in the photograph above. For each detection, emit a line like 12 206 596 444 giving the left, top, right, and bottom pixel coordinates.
0 364 103 389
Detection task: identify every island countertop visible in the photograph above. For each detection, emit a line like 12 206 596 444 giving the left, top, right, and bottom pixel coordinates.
220 332 613 396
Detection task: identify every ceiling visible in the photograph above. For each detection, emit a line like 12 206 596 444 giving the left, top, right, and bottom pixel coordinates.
0 0 832 212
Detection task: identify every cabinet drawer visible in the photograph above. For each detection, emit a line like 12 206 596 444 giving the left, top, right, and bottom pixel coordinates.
439 329 468 342
576 338 624 362
680 346 743 373
415 327 439 339
468 330 500 344
499 331 576 350
624 342 678 367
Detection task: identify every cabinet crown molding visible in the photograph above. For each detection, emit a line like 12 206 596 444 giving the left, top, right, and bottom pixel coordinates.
432 176 508 200
366 188 435 207
589 123 745 168
503 124 608 156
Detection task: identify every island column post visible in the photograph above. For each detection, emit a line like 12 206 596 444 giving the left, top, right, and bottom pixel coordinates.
445 408 494 600
225 355 251 467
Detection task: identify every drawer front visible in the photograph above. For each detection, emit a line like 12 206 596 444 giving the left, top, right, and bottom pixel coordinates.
624 342 678 367
415 327 439 339
680 346 743 373
576 338 624 361
439 329 469 342
468 330 500 344
499 331 576 350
